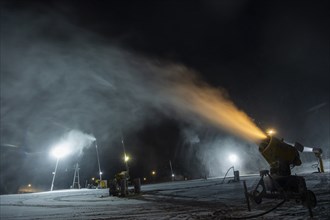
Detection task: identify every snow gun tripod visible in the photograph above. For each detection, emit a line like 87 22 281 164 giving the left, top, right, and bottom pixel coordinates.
243 136 318 218
243 169 317 217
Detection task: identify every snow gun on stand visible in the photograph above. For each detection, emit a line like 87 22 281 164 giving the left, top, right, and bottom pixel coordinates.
243 135 324 217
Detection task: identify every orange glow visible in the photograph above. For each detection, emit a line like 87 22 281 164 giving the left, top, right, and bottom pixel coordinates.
266 129 276 136
167 70 267 142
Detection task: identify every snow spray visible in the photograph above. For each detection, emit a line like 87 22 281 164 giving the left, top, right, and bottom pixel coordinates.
156 66 267 143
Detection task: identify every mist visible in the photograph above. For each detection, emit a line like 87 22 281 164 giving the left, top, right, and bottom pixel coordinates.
50 130 96 156
1 6 266 151
2 3 327 194
180 127 268 178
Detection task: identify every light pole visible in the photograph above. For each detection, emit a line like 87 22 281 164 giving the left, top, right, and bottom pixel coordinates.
51 158 60 191
169 160 174 181
95 140 102 181
152 170 157 181
121 135 129 176
50 145 70 191
124 154 130 171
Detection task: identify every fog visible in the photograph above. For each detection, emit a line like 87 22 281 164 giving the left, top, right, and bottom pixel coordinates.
2 12 262 151
180 127 268 178
1 3 328 193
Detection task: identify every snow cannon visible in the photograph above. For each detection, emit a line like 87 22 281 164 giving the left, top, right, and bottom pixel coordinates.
243 136 317 217
258 136 302 176
259 136 324 173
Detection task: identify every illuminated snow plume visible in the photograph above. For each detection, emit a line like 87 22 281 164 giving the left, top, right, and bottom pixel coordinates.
160 66 267 143
50 130 96 156
1 8 266 153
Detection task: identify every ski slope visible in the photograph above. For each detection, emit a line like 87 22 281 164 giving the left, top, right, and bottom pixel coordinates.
1 171 329 219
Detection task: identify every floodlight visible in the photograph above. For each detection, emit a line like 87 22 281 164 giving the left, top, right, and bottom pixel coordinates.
124 155 130 162
229 154 238 163
51 144 71 159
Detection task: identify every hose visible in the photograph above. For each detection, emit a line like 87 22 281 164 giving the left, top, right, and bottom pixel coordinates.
221 166 234 184
217 199 286 219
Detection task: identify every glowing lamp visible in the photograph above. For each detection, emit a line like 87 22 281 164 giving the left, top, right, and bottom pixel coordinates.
124 155 130 162
266 129 276 136
229 154 238 163
51 145 71 159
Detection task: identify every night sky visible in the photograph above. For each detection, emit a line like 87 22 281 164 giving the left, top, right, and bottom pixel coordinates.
1 0 329 194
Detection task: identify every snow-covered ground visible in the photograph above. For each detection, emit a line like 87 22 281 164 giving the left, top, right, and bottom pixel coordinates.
1 170 329 219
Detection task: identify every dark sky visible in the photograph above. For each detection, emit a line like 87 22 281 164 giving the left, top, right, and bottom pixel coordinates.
1 0 329 194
